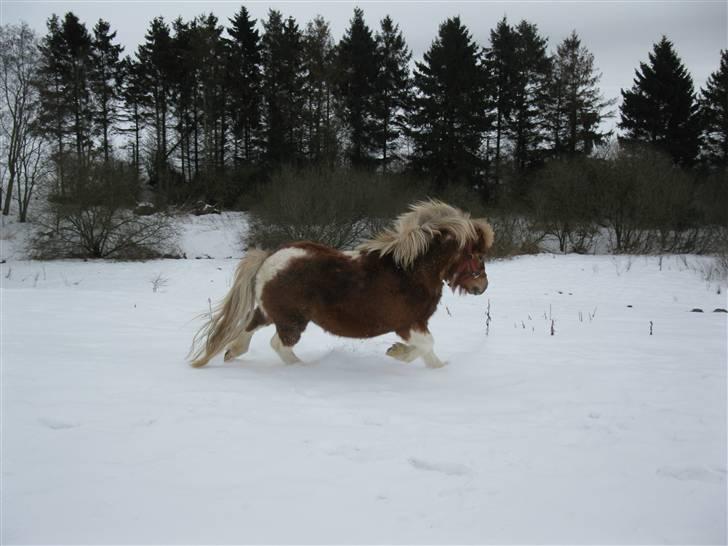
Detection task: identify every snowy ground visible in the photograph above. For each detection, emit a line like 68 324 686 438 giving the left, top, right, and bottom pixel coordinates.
1 214 726 544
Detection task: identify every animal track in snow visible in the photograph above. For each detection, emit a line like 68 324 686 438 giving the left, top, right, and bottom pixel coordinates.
38 417 79 430
408 457 472 476
656 465 726 484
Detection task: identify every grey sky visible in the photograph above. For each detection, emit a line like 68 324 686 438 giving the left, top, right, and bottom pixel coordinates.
2 0 726 119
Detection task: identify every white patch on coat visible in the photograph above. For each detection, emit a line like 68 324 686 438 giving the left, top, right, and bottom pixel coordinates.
342 250 362 260
254 248 308 308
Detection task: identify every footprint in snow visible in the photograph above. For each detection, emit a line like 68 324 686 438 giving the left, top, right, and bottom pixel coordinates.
657 465 726 484
39 417 79 430
408 457 472 476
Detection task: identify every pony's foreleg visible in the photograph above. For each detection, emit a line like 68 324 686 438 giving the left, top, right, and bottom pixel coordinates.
387 329 446 369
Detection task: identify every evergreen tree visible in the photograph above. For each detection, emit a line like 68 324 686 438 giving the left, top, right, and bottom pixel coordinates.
699 50 728 167
90 19 124 162
302 16 338 165
189 14 227 172
483 17 517 184
168 17 194 182
227 6 262 164
619 36 700 166
373 15 412 172
260 10 305 165
35 12 95 186
335 8 379 167
135 17 175 187
118 56 146 179
509 20 551 171
35 14 69 190
546 31 613 157
61 13 94 163
410 17 488 188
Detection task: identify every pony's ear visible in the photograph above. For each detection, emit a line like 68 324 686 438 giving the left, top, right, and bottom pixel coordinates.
474 220 495 251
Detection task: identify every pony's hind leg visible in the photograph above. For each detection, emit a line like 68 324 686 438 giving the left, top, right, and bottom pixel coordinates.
387 328 446 368
224 308 269 362
270 332 301 364
270 321 306 365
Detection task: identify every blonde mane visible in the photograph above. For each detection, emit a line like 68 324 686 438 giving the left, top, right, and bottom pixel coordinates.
359 200 489 268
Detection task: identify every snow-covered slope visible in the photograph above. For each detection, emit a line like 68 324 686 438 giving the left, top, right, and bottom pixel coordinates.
1 218 726 543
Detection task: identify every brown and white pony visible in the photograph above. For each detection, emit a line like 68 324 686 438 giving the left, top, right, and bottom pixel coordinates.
189 200 494 368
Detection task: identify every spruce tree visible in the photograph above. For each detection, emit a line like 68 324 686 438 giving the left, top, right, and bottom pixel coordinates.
189 14 226 171
546 31 613 157
90 19 124 162
373 15 412 172
335 8 379 167
619 36 700 166
509 20 551 171
227 6 262 164
62 13 94 163
36 14 69 191
302 16 338 165
135 17 175 187
261 10 304 165
36 12 95 178
410 17 488 188
169 17 195 181
484 17 517 184
699 50 728 167
118 56 146 179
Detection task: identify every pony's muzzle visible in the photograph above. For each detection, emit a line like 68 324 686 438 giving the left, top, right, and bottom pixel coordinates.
470 275 488 295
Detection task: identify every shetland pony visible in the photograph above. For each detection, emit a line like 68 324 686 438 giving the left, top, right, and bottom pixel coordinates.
189 200 494 368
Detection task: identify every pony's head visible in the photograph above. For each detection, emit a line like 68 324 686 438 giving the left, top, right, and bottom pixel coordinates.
445 219 494 295
359 200 494 295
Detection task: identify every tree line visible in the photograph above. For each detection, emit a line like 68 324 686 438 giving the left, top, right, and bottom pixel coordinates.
1 6 727 221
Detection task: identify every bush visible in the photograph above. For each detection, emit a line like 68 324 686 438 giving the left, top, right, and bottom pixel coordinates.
486 214 544 258
31 160 179 259
598 145 715 254
245 166 418 250
530 158 600 253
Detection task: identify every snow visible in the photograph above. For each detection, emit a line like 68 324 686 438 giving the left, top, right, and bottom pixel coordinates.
1 214 726 544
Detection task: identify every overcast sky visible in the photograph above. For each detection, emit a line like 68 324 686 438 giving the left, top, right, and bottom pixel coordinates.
3 0 726 122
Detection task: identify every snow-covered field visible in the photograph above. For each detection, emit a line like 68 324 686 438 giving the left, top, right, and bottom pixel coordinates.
2 214 726 544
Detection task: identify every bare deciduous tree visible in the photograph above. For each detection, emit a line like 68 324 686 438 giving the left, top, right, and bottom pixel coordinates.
0 23 44 220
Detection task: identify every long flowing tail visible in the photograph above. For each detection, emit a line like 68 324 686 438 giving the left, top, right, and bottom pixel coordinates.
188 249 271 367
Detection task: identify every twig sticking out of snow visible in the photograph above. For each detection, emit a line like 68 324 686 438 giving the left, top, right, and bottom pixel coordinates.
485 299 492 336
150 273 170 293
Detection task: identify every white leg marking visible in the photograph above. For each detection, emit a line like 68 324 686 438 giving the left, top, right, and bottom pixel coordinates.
254 248 309 309
270 333 301 365
224 325 263 362
387 330 446 368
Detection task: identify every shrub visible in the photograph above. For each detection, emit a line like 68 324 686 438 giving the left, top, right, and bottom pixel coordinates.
245 166 418 250
530 158 600 253
31 160 179 259
486 214 544 258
